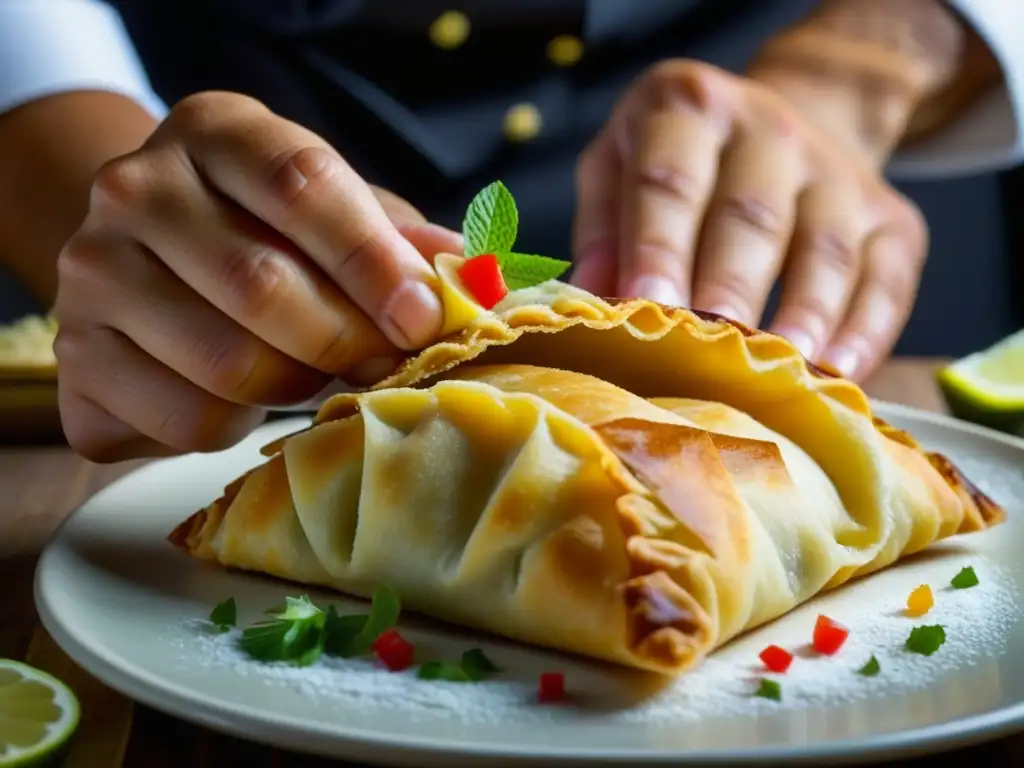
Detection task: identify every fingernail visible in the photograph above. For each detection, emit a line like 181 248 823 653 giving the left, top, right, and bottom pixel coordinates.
825 346 860 378
350 355 402 385
773 326 816 359
629 275 684 307
382 280 443 349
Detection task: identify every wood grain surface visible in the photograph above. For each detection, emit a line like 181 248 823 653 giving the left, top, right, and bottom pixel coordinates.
2 358 1021 766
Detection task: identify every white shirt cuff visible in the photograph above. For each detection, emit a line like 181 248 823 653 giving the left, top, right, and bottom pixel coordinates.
0 0 168 120
887 0 1024 180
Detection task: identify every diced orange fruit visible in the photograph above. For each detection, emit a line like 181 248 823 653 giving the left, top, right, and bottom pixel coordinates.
906 584 934 616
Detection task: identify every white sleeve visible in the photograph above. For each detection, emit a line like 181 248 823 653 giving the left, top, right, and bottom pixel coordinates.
0 0 168 120
887 0 1024 180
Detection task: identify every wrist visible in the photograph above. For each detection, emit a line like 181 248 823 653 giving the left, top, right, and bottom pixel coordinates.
747 0 971 167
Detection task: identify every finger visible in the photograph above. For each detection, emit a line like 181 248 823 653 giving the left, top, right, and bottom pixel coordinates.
159 93 442 349
60 233 337 404
691 131 805 326
617 66 732 306
822 225 926 381
571 133 620 296
89 151 402 379
57 383 179 464
399 223 464 264
768 184 870 359
55 323 266 456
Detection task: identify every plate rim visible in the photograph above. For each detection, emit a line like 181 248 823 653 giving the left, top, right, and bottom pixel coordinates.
33 402 1024 765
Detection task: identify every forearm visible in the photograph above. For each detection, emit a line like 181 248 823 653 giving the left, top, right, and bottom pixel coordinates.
747 0 1002 167
0 91 158 305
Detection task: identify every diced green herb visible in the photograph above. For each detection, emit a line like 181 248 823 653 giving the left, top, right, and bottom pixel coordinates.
323 606 368 656
239 594 326 666
905 625 946 656
460 649 501 681
857 655 881 677
755 678 781 701
951 566 979 590
208 597 236 632
418 661 474 682
327 585 402 658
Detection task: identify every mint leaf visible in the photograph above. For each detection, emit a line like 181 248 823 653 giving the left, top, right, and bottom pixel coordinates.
208 597 236 632
463 181 518 257
496 252 571 291
418 661 473 682
239 594 326 666
333 585 402 658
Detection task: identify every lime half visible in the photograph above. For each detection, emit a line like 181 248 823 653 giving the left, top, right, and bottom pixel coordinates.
937 328 1024 433
0 660 80 767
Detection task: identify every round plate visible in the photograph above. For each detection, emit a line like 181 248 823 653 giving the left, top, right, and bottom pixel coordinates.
35 404 1024 766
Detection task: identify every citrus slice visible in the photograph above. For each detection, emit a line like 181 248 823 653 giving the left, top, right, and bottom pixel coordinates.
937 328 1024 433
0 660 80 767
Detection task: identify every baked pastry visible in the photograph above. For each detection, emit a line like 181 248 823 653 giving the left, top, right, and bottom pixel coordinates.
170 264 1001 674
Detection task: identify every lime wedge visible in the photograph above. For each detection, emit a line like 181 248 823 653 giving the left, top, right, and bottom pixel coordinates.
937 328 1024 433
0 660 80 767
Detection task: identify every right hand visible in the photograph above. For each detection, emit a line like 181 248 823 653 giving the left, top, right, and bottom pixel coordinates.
54 92 461 463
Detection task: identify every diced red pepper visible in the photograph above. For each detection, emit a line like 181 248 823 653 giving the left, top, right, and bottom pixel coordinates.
812 615 849 656
758 644 793 673
372 628 415 672
537 672 565 703
457 254 508 309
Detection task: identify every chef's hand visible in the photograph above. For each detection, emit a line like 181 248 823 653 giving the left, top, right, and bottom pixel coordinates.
54 91 461 463
572 60 927 381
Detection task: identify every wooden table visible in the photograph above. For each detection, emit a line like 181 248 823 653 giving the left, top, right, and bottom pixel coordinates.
2 357 1021 766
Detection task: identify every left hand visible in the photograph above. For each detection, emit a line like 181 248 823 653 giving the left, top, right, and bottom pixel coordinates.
571 59 928 381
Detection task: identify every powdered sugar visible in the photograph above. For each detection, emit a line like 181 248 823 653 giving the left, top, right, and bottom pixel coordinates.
174 556 1019 726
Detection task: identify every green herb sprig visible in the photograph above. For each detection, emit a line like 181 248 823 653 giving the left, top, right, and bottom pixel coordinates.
462 181 571 290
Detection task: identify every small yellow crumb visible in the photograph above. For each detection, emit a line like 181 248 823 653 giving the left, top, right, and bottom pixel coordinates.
906 584 934 616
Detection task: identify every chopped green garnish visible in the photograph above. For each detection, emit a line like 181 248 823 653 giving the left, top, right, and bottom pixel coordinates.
416 648 502 683
461 181 571 290
463 181 518 257
326 585 402 658
951 566 979 590
905 625 946 656
239 594 326 666
857 655 881 677
418 661 474 682
755 678 781 701
323 606 368 655
460 648 501 681
208 597 236 632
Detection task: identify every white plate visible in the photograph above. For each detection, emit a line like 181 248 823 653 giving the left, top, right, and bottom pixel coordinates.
34 403 1024 766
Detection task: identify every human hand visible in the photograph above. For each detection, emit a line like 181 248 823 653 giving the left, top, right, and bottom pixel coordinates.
54 91 461 462
571 60 927 381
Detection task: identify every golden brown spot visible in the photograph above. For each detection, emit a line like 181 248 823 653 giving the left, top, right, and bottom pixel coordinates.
595 417 739 558
927 451 1004 525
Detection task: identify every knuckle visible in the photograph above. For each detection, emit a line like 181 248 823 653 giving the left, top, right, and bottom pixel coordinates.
216 244 296 322
804 230 860 273
267 145 342 215
309 325 360 373
716 193 785 239
644 59 729 114
168 91 262 136
191 333 259 401
91 155 152 216
635 165 705 208
156 404 238 454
